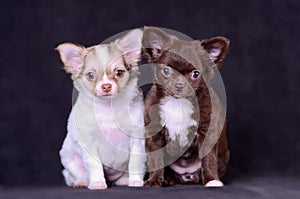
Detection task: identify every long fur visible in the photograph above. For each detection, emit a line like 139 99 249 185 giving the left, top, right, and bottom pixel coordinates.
56 29 146 189
143 27 230 187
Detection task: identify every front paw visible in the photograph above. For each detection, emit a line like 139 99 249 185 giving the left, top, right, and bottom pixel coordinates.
88 181 108 190
205 180 224 187
163 178 176 187
129 180 144 187
144 179 163 187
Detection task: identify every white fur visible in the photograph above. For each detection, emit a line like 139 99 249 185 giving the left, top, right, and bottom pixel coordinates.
169 159 202 175
60 81 146 189
159 96 197 147
58 29 146 189
205 180 224 187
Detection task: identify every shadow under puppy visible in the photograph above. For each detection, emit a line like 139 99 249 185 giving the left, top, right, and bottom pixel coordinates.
56 29 146 189
143 27 230 187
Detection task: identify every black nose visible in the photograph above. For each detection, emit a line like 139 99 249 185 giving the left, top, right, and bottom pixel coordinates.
186 174 191 179
175 83 184 90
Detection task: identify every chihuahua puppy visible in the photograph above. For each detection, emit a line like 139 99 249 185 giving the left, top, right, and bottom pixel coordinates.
56 29 146 190
143 27 230 187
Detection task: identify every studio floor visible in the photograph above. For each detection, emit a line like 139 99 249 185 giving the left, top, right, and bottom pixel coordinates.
1 177 299 199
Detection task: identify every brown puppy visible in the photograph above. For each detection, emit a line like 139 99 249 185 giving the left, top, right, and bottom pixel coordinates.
142 27 230 187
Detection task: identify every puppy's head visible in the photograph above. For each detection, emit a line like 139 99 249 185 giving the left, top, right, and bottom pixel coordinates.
143 27 230 98
56 29 143 98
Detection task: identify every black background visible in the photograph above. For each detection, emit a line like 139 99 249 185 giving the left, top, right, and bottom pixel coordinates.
1 0 299 186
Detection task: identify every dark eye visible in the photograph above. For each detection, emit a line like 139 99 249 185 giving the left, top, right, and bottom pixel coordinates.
115 70 124 77
86 72 95 80
162 66 171 77
191 70 200 79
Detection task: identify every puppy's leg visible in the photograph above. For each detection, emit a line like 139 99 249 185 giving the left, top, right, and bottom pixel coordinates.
67 114 107 189
217 121 230 178
62 169 75 187
144 130 166 187
60 136 88 188
144 151 164 187
61 168 88 188
162 167 177 186
128 138 146 187
81 152 107 190
201 145 224 187
61 156 88 187
143 92 166 187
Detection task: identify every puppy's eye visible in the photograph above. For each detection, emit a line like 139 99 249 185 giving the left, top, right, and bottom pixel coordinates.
191 70 200 79
115 70 124 78
86 72 95 80
162 66 171 77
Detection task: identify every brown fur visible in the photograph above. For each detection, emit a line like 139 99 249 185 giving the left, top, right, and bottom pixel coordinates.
143 27 230 187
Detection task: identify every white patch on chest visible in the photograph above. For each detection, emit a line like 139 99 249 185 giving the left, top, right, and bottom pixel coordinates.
159 96 197 147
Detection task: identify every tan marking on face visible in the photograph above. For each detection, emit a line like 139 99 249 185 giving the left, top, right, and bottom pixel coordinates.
74 35 139 98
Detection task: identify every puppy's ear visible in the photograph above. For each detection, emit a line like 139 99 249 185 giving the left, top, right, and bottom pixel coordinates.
117 29 143 67
200 37 230 68
55 43 87 76
142 26 170 61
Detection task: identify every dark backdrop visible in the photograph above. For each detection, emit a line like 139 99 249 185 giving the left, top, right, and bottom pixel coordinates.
1 0 299 186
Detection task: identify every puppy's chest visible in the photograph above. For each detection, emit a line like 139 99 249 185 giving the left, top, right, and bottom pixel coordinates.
94 104 131 147
159 96 198 146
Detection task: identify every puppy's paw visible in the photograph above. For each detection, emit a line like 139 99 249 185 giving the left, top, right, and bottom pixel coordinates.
205 180 224 187
114 176 128 186
163 178 176 187
88 181 108 190
73 179 88 188
129 180 144 187
144 179 163 187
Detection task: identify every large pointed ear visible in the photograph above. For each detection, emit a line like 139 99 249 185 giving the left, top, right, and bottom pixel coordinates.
200 36 230 68
142 26 170 62
117 28 143 67
55 43 87 76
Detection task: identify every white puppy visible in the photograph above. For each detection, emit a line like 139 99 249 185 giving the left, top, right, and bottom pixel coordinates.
56 29 146 190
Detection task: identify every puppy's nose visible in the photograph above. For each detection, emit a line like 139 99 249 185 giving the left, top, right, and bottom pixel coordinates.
186 174 191 179
175 83 184 90
101 84 112 93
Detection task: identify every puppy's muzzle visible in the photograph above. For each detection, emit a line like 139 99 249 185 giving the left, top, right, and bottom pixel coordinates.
175 83 184 92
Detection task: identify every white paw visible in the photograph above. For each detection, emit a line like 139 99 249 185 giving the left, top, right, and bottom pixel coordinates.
88 181 108 190
128 180 144 187
62 170 75 187
115 177 128 186
205 180 224 187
